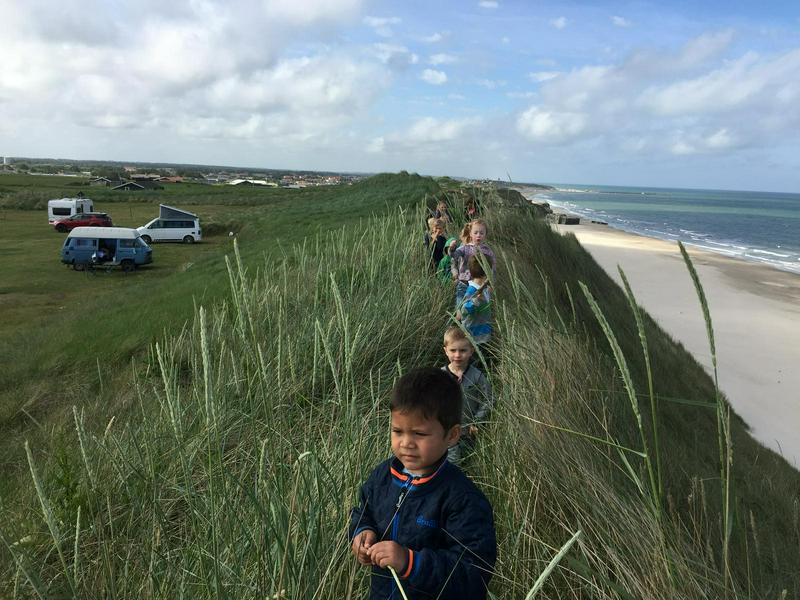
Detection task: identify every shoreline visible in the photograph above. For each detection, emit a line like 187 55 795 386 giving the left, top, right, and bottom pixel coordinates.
515 186 800 276
550 220 800 468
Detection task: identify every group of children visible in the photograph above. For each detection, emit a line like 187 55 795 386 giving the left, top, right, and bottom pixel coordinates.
349 200 498 599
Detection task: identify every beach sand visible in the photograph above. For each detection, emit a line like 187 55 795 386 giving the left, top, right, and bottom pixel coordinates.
554 222 800 468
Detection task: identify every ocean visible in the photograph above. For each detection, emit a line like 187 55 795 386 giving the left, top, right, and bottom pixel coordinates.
526 184 800 275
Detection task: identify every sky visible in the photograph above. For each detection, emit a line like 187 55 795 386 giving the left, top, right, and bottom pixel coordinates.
2 0 800 192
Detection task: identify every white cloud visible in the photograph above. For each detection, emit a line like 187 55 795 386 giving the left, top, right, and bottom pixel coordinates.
636 50 798 115
429 53 457 65
373 43 419 67
515 33 800 156
528 71 560 82
381 116 481 150
611 16 632 28
507 91 537 99
668 129 739 155
477 79 507 89
367 136 385 153
479 1 499 8
363 15 401 37
0 0 382 146
421 32 444 43
363 16 401 28
517 106 588 142
421 69 448 85
551 17 567 30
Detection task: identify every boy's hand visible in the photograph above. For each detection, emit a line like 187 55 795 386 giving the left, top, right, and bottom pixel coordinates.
351 530 377 566
467 424 478 436
367 541 409 572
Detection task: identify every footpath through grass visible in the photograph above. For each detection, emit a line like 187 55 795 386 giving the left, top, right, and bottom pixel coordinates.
0 175 798 597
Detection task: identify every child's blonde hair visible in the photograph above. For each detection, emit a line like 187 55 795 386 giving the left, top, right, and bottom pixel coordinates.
429 218 445 237
461 219 488 244
443 325 471 346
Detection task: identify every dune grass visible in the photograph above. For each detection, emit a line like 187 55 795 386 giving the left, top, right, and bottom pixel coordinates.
0 178 798 598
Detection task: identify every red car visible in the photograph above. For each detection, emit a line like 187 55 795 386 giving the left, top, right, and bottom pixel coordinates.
54 212 113 232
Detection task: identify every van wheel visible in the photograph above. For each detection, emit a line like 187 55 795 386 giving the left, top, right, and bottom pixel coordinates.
183 235 194 244
121 260 135 272
56 224 67 233
141 235 152 244
72 261 85 271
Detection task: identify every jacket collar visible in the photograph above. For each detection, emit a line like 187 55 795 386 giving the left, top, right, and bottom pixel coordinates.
389 453 449 488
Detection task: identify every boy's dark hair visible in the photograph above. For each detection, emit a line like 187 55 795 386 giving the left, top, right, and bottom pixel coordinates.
391 367 462 432
467 253 487 279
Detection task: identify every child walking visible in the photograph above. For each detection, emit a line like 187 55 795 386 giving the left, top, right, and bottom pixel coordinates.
458 253 492 345
350 368 497 599
424 218 448 272
441 327 493 464
450 219 495 307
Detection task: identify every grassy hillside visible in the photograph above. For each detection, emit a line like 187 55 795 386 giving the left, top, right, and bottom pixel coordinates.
0 174 798 597
0 172 440 494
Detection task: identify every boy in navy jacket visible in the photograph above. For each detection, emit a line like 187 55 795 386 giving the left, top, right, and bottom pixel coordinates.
350 368 496 599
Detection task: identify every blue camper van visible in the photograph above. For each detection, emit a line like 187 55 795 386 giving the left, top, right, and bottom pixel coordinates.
61 227 152 271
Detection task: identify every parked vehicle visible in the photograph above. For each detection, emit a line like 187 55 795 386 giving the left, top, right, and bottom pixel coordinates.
137 204 202 244
48 198 94 224
54 212 113 232
61 227 152 272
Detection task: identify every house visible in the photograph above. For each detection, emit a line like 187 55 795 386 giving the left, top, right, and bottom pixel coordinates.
89 177 113 186
228 178 277 187
112 181 145 191
112 180 164 191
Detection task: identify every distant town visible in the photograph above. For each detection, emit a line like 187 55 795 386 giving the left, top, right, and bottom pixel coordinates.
0 156 367 190
0 156 524 190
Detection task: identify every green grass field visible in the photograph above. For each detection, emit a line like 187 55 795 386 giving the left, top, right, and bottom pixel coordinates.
0 172 798 598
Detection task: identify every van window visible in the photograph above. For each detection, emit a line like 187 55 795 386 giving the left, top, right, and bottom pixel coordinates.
149 220 162 229
119 239 135 248
52 207 71 216
75 239 96 247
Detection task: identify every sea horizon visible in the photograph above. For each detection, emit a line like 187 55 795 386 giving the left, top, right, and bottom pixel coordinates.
522 183 800 275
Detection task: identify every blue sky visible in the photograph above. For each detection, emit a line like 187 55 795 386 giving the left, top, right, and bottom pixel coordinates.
1 0 799 191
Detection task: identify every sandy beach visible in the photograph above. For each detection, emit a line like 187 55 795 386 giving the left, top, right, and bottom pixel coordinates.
553 221 800 468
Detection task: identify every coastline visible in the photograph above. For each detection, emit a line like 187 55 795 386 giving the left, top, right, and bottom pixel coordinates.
551 220 800 468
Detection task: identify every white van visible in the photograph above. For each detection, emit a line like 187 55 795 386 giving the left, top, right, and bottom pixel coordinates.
48 198 94 224
137 204 202 244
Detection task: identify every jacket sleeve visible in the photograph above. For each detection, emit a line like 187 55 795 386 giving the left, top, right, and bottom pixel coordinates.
432 235 447 266
450 246 463 279
462 285 483 314
349 471 379 540
472 372 493 423
403 491 496 596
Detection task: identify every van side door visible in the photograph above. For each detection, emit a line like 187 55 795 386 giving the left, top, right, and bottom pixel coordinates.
73 238 97 263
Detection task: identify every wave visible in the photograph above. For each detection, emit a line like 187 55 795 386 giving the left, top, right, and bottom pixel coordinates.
750 248 792 258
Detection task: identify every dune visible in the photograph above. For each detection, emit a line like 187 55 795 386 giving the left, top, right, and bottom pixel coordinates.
555 222 800 468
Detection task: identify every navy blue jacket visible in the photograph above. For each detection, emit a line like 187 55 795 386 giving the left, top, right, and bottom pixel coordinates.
350 455 496 599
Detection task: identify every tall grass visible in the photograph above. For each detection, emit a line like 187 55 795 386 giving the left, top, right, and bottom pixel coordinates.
1 186 798 597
